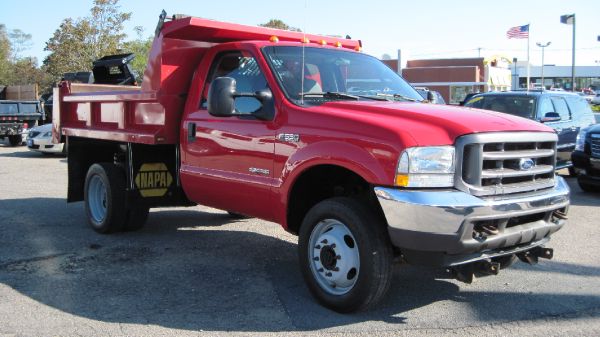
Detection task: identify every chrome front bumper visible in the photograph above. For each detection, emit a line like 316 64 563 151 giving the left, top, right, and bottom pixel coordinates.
374 176 570 266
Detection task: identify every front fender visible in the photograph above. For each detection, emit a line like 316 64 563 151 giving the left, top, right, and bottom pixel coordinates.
273 140 397 226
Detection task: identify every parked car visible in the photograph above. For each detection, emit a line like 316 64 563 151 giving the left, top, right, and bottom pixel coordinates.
571 124 600 192
414 87 446 104
27 123 65 155
591 94 600 105
464 90 596 173
459 92 480 106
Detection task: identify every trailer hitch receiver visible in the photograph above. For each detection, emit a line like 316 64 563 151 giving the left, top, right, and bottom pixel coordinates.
517 247 553 265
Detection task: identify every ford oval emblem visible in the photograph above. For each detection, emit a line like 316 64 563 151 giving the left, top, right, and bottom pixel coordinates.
519 158 535 171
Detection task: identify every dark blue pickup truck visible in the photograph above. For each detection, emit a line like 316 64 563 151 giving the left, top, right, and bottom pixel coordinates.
464 90 596 173
572 123 600 192
0 100 44 146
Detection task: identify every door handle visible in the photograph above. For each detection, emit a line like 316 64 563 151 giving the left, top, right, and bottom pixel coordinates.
187 122 196 142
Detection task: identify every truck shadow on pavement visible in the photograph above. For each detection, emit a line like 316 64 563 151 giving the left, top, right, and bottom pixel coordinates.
0 197 599 332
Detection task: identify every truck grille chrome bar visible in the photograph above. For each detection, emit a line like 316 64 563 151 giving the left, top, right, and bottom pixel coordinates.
455 132 558 197
591 135 600 158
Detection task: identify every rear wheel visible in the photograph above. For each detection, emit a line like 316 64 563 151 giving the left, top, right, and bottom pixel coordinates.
227 211 249 219
84 163 127 233
123 206 150 231
577 178 598 193
298 197 393 313
84 163 150 233
8 135 22 147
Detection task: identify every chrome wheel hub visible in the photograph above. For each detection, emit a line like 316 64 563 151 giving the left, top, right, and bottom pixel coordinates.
308 219 360 295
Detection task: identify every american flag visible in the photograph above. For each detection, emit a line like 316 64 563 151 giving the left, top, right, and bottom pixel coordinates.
506 24 529 39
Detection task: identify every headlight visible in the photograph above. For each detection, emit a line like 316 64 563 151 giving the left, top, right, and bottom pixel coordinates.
42 131 52 138
575 129 587 152
395 146 455 187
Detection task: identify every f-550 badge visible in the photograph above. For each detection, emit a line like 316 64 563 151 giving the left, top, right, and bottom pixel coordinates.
277 133 300 143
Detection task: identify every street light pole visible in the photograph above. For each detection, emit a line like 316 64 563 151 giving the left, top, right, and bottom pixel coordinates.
561 14 576 91
536 41 551 88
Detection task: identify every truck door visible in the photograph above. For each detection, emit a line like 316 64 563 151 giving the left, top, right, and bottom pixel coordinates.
181 50 277 220
542 96 574 168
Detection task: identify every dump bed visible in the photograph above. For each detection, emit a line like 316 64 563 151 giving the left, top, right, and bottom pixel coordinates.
53 15 361 145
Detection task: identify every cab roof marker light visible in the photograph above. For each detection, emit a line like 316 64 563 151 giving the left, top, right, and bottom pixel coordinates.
354 45 362 52
319 39 327 46
269 36 279 43
301 37 310 43
334 41 342 48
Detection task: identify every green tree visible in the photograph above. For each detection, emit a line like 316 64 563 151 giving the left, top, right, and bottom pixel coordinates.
259 19 301 32
0 24 12 84
8 29 33 60
43 0 132 80
122 26 153 83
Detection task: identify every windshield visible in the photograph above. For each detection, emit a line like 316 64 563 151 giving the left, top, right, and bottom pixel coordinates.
20 103 39 114
465 95 536 119
262 46 423 103
0 103 18 114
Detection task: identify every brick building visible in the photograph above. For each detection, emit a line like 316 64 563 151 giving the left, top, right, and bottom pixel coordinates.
382 57 512 104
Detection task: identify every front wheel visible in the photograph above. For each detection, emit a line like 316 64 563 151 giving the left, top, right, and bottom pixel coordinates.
8 135 22 147
577 177 598 193
298 197 393 313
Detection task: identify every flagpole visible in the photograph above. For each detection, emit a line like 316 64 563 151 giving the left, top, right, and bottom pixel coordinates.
526 24 530 90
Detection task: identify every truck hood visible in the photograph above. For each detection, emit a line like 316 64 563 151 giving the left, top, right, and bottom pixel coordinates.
316 101 553 146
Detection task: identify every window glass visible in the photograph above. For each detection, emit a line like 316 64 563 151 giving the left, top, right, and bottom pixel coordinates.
263 46 422 102
564 95 593 121
551 97 570 120
464 95 536 119
537 96 554 118
0 103 18 114
202 52 268 113
19 103 38 114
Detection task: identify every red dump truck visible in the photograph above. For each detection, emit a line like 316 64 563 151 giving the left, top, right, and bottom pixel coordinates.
53 13 570 312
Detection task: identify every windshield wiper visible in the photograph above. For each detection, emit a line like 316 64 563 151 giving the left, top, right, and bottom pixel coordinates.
356 95 394 101
299 92 360 100
375 93 419 102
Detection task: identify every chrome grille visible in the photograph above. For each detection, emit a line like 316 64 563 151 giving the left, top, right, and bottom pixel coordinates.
591 134 600 158
456 132 557 197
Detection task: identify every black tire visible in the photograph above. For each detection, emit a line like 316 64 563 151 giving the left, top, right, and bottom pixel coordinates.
84 163 127 234
568 166 577 177
8 135 22 147
298 197 393 313
123 206 150 231
227 211 250 219
577 178 597 193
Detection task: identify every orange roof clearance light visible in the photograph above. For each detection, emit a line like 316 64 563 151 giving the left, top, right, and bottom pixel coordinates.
269 36 279 43
319 39 327 46
354 45 362 52
334 41 342 48
301 37 310 43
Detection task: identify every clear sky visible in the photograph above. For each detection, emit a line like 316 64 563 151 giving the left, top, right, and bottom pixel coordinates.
1 0 599 67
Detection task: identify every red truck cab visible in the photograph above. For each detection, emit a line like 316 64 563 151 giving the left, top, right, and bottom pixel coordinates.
54 13 570 312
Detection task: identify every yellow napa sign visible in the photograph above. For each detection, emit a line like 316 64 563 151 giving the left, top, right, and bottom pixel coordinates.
134 163 173 197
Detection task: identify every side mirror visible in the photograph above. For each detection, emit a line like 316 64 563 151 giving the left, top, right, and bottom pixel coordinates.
426 91 438 104
541 112 561 123
208 77 274 121
208 77 237 117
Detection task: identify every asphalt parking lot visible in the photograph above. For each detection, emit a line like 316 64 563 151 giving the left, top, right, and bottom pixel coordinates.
1 141 599 337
